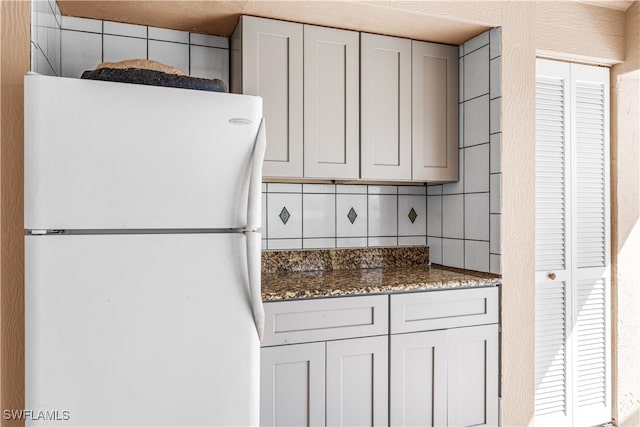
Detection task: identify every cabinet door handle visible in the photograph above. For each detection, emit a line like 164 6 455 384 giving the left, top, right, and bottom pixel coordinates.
548 272 557 280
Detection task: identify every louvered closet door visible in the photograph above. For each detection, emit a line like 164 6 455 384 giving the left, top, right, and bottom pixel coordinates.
535 59 573 426
535 59 611 427
570 63 611 427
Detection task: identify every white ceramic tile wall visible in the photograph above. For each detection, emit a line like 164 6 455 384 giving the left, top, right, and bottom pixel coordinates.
30 9 230 87
263 184 428 250
427 28 501 274
31 0 61 76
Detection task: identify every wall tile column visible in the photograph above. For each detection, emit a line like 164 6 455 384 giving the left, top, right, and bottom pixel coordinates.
427 28 501 274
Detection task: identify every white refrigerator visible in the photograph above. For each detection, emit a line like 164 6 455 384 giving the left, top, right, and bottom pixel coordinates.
24 74 266 426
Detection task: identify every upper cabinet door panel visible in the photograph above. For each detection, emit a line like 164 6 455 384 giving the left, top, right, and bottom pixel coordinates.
361 33 411 180
412 41 458 181
304 25 359 179
235 16 303 178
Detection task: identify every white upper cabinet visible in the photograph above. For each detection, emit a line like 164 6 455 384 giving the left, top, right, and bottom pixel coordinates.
360 33 412 180
231 16 303 178
231 16 460 182
303 25 360 179
412 41 459 181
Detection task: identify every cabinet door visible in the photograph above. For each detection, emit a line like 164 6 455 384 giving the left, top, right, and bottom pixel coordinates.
390 331 447 427
260 342 325 427
447 324 499 427
412 41 458 181
326 336 388 427
304 25 359 179
361 33 411 180
234 16 303 178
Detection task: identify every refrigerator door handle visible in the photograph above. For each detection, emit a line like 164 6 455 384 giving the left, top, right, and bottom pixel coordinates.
246 118 266 232
246 118 266 340
246 231 264 340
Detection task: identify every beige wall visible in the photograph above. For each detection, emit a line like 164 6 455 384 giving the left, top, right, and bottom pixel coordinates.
611 2 640 425
0 1 636 427
0 1 29 426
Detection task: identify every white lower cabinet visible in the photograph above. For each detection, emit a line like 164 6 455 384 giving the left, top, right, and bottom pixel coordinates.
261 342 325 427
390 330 448 426
390 325 499 427
260 288 499 427
326 336 389 427
260 336 387 427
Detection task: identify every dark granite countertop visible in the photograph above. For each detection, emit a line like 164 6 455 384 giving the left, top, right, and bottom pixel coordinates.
262 264 501 302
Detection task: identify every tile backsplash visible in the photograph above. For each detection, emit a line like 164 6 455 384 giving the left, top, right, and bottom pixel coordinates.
427 28 501 274
262 184 427 251
31 0 229 87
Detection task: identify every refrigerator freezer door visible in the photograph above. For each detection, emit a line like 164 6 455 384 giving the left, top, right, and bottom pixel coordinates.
25 233 259 426
24 74 262 231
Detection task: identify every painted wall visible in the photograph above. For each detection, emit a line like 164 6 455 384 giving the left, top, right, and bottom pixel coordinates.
0 2 635 427
611 2 640 425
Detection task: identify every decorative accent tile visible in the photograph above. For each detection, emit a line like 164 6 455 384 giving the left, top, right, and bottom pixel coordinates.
337 194 367 238
399 195 426 237
267 193 301 239
347 207 358 224
408 208 418 224
279 207 291 225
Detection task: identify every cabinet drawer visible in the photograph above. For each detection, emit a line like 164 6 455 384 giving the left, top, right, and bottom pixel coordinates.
390 287 498 333
262 295 388 346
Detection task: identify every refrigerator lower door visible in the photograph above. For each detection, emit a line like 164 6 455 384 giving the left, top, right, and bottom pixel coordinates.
25 233 259 427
